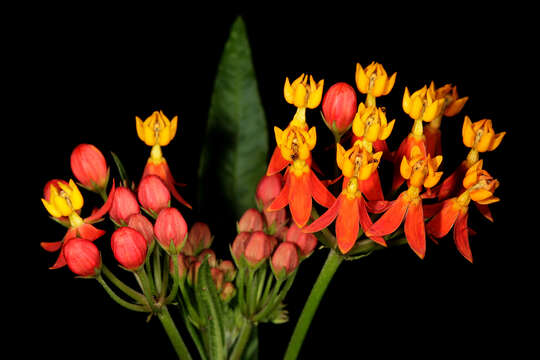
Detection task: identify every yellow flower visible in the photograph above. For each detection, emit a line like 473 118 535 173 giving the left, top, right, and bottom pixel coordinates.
336 141 382 180
462 116 505 152
274 124 317 162
41 179 84 218
136 110 178 146
355 62 396 97
400 146 443 189
460 160 500 205
284 74 324 109
402 85 446 122
352 103 395 143
430 82 468 117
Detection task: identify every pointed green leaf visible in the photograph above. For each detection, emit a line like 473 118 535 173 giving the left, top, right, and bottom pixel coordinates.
198 16 268 221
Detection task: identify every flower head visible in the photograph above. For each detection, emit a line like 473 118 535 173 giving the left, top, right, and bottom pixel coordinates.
136 110 178 147
430 82 468 118
399 146 443 189
284 74 324 109
41 179 84 219
352 103 395 144
274 124 317 163
462 116 506 153
355 62 396 97
402 85 446 122
336 141 382 181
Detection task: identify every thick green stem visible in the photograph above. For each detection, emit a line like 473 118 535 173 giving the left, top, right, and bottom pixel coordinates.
230 320 253 360
283 248 344 360
157 306 193 360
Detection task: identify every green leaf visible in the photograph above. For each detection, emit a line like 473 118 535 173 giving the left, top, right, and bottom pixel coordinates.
198 16 268 221
110 151 130 188
195 259 226 360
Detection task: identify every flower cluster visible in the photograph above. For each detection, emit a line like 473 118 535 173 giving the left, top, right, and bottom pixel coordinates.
266 62 504 262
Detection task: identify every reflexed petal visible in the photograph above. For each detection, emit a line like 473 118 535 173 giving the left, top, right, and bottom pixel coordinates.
404 200 426 259
358 171 384 201
310 171 336 208
267 146 290 175
489 131 506 151
356 63 369 93
475 203 494 222
336 196 360 254
41 241 63 252
454 211 473 263
367 192 409 238
384 72 397 95
136 116 145 143
425 199 460 238
267 171 291 211
77 223 106 241
85 180 116 223
289 172 312 227
303 195 342 233
358 197 385 246
365 199 393 214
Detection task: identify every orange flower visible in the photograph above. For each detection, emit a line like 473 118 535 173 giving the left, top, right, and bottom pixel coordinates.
462 116 506 153
367 147 443 258
426 161 499 262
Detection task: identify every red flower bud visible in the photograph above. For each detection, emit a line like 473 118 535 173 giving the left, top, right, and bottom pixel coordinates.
111 227 148 270
271 242 299 277
286 223 318 258
220 282 236 303
138 175 170 215
188 261 202 286
264 208 288 236
197 248 217 267
211 268 224 291
231 232 251 263
154 207 187 253
322 82 357 134
244 231 274 267
70 144 109 190
255 173 283 207
218 260 237 282
127 214 154 246
63 238 101 277
110 187 140 224
184 222 213 256
237 208 265 233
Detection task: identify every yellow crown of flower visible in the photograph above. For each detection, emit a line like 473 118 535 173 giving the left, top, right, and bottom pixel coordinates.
400 146 443 188
336 141 382 181
430 82 468 117
284 74 324 109
462 116 505 152
402 85 446 122
462 160 500 205
355 62 396 97
274 124 317 162
42 179 84 218
352 103 395 143
136 110 178 146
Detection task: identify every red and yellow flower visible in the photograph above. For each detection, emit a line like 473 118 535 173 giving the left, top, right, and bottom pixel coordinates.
136 110 191 209
284 74 324 127
426 160 499 262
367 146 443 258
41 179 115 269
303 141 385 254
355 62 396 106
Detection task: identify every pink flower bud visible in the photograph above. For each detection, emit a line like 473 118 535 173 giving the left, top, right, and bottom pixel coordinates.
111 227 148 270
264 208 288 236
211 268 224 291
197 249 217 267
255 173 283 207
218 260 237 282
188 261 202 286
70 144 109 190
154 207 188 253
127 214 154 246
63 238 101 277
138 175 170 215
110 187 140 224
322 82 357 134
286 223 318 258
184 222 213 256
271 242 299 277
169 253 189 279
244 231 273 267
237 208 265 233
231 232 251 263
220 282 236 303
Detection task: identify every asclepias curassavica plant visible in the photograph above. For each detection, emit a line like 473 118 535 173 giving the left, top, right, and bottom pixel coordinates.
39 17 505 360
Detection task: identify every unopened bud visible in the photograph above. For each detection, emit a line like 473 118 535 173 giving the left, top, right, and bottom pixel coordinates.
137 175 170 215
322 82 358 135
70 144 109 192
220 282 236 303
154 207 188 254
271 242 299 279
111 227 148 270
244 231 274 267
127 213 155 246
184 222 213 256
237 208 265 233
286 223 317 258
110 187 140 224
63 238 102 277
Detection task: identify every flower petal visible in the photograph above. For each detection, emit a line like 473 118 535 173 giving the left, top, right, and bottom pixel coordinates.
267 170 291 212
310 171 336 208
404 200 426 259
267 146 290 175
85 180 116 223
358 170 384 201
425 199 460 239
367 192 409 238
77 223 106 241
40 241 63 252
358 197 385 246
288 172 312 228
336 196 359 254
303 195 342 233
454 211 473 263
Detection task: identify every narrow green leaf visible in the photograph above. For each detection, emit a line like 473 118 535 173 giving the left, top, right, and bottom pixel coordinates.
195 259 226 360
198 16 268 221
110 151 130 187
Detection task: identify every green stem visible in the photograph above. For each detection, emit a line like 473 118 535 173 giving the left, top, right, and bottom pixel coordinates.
96 275 148 312
101 264 145 303
230 320 253 360
283 248 344 360
157 305 193 360
136 268 157 311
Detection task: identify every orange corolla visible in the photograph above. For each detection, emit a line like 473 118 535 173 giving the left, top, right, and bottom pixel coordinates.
426 160 499 262
355 62 396 100
41 179 116 269
136 111 191 209
367 146 443 258
266 123 335 228
303 142 385 253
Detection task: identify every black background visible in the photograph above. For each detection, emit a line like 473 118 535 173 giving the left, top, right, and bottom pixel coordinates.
18 4 533 359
